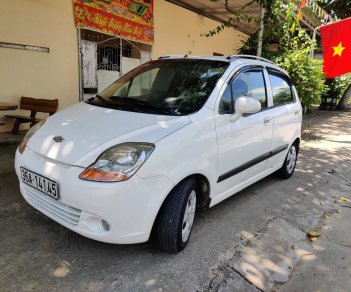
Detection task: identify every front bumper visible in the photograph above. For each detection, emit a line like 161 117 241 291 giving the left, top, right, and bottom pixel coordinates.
15 147 174 244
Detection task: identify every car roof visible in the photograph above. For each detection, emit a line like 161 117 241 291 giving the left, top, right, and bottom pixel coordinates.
157 54 289 77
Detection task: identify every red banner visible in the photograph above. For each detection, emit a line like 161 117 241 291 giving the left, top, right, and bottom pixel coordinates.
320 17 351 78
73 0 153 44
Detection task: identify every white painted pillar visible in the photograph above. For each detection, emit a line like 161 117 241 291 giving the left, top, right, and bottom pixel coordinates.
257 7 266 57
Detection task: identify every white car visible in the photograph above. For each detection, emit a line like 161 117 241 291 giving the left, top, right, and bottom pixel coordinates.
15 55 302 252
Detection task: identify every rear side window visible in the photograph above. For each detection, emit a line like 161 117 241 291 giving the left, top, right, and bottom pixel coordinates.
269 73 293 106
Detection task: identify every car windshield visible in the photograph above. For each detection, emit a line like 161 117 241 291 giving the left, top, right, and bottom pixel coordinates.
86 59 229 116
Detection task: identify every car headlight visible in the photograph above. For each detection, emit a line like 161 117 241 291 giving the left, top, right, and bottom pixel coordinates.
79 143 155 182
18 120 46 154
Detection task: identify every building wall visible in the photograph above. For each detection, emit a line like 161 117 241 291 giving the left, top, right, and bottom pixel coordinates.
152 0 248 59
0 0 79 132
0 0 247 132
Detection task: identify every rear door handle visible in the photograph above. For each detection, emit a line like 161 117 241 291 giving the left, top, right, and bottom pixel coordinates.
294 110 299 115
264 117 272 124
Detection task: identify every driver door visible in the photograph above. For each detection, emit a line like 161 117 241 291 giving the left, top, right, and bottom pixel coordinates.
213 67 274 200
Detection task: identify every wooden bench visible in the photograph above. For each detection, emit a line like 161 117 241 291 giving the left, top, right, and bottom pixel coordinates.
5 96 58 134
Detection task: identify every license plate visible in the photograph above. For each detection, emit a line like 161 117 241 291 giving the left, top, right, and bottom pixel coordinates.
20 167 59 199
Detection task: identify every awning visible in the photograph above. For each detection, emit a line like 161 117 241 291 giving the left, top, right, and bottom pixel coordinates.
166 0 326 35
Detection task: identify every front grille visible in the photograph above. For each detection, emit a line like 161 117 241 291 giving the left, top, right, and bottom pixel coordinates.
23 185 81 226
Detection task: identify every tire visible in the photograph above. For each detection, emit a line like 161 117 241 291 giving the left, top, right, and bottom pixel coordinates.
158 178 198 253
276 142 298 179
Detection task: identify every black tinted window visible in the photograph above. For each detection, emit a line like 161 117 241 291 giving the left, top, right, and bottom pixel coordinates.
269 73 293 106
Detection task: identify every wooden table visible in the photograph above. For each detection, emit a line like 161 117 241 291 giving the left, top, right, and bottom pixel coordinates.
0 102 18 125
0 102 18 111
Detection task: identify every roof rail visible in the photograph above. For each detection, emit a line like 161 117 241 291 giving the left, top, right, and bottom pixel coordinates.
158 55 189 59
228 54 276 65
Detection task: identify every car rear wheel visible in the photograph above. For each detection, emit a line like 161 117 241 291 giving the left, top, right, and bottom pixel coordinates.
158 178 197 253
276 142 298 179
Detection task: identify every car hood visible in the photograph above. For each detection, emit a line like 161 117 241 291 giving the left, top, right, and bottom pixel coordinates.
27 102 190 166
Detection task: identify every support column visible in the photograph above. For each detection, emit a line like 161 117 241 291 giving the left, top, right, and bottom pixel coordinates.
77 27 83 101
310 28 317 58
119 38 123 77
257 6 266 57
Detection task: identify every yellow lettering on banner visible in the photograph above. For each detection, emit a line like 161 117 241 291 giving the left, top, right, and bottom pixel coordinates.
93 13 108 27
84 8 93 22
75 7 87 23
76 7 96 26
108 18 123 33
124 23 133 34
133 26 143 36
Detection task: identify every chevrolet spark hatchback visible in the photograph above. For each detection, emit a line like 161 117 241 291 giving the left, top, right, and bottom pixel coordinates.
15 55 302 252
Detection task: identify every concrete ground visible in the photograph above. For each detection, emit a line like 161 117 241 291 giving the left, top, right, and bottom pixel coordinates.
0 110 350 292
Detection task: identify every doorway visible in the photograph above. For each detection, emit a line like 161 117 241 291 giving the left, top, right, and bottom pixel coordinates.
78 28 152 100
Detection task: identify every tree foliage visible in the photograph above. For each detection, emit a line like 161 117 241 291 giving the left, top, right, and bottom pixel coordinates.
205 0 327 108
276 40 326 108
317 0 351 19
272 2 327 107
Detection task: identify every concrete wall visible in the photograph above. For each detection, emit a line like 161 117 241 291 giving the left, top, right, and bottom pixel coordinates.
152 0 248 59
0 0 79 132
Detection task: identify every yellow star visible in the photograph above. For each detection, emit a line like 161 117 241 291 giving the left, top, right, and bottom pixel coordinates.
333 42 346 57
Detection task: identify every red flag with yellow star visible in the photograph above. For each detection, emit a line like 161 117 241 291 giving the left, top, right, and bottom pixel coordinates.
320 17 351 78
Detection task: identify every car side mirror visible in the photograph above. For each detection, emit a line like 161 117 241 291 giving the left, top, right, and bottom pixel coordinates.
230 96 261 122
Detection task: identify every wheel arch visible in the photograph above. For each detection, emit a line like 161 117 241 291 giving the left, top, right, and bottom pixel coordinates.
293 137 301 153
150 173 211 239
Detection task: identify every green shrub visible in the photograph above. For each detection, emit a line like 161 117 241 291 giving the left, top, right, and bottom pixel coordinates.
275 52 327 108
337 73 351 101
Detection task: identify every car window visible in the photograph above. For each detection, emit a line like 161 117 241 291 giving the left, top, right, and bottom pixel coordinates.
87 59 229 116
127 68 160 97
218 69 267 115
218 85 233 114
269 73 293 106
232 71 267 109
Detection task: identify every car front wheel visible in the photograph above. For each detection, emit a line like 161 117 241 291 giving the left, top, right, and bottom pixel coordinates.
158 178 197 253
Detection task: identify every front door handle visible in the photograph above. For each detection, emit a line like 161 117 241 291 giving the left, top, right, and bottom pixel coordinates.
264 117 272 124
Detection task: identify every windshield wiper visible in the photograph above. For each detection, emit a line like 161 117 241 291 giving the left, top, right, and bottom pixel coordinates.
108 95 122 100
88 95 177 115
108 96 176 115
90 94 114 105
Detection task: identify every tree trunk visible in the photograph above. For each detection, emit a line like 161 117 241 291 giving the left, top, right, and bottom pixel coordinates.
336 82 351 111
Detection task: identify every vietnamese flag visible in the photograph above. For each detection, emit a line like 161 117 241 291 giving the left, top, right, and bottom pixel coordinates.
320 17 351 78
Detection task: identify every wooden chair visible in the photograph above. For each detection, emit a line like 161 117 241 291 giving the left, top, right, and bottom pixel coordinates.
6 96 58 134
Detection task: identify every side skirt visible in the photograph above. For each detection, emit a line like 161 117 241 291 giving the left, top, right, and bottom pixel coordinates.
210 163 282 207
217 144 288 183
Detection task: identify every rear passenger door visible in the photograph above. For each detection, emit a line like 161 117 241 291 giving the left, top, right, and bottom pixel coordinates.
265 68 301 169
